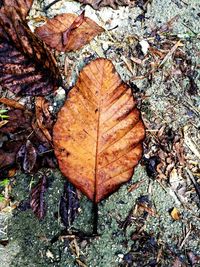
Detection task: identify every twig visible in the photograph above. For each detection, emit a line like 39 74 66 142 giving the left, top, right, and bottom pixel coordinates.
158 40 183 68
179 223 192 250
183 126 200 160
43 0 62 11
181 22 197 35
185 168 200 199
182 99 200 117
122 56 135 76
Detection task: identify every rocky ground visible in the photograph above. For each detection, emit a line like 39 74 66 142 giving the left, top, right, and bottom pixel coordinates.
0 0 200 266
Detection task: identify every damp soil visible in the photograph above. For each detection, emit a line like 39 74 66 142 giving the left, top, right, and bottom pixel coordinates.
0 0 200 266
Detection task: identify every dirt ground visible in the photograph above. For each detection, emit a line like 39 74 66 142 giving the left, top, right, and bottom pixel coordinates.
0 0 200 266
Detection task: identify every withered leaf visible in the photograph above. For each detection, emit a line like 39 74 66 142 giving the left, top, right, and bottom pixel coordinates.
35 12 104 52
0 141 22 171
53 58 145 203
0 106 55 173
34 97 54 142
0 108 32 173
0 109 32 134
0 7 62 96
17 140 37 173
30 175 47 219
0 0 33 18
77 0 135 9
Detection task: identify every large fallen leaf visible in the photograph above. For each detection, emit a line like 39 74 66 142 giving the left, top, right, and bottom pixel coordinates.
77 0 135 9
0 0 33 18
0 7 62 96
35 12 104 52
53 58 145 203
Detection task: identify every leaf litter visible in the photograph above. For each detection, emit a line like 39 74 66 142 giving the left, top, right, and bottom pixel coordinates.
35 11 104 52
0 6 62 96
0 0 200 266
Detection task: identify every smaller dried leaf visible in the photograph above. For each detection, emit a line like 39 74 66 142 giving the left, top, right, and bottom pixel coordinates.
34 97 53 142
17 140 37 173
0 0 33 18
0 109 32 134
30 175 47 220
35 12 104 52
0 7 62 96
0 104 56 174
0 141 22 170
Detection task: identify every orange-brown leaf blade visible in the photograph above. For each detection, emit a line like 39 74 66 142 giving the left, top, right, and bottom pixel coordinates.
35 13 104 52
53 59 145 203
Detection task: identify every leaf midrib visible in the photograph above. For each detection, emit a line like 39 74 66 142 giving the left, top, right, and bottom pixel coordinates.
93 60 104 203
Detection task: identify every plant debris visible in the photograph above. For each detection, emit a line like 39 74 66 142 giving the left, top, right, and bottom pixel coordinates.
77 0 136 10
0 0 33 18
35 11 104 52
0 7 62 96
30 175 47 219
16 140 37 173
0 100 56 174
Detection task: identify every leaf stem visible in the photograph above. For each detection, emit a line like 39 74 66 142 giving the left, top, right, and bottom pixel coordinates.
92 202 98 235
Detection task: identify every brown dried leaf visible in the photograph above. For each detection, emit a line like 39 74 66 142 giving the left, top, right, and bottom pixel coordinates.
35 12 104 52
0 141 22 170
53 58 145 203
77 0 135 9
0 108 32 172
30 175 47 219
34 97 53 142
17 140 37 173
0 7 62 96
0 107 55 173
0 0 33 18
0 109 32 134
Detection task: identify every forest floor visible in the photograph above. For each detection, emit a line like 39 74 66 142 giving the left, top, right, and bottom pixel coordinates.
0 0 200 266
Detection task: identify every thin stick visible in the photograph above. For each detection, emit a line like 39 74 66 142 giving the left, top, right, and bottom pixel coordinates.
92 202 98 235
44 0 62 11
